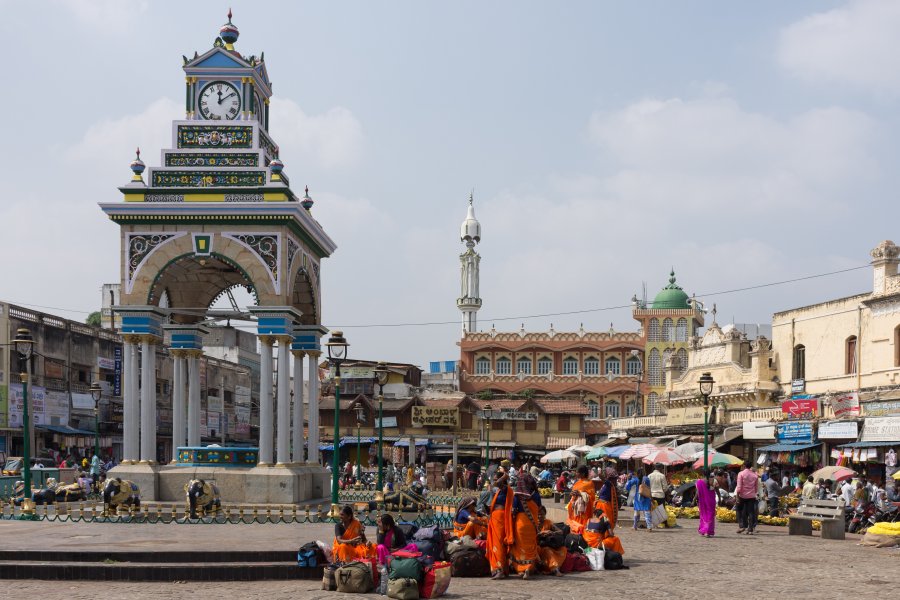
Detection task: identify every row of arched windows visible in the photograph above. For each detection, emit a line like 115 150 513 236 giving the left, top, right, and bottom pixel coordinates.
646 348 688 385
474 355 642 376
647 318 689 342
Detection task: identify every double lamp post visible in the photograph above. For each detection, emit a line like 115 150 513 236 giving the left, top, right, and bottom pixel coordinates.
699 371 715 473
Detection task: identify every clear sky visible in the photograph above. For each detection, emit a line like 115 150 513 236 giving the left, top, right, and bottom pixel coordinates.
2 1 898 367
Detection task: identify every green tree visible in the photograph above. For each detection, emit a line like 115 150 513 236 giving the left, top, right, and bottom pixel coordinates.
86 311 102 327
476 390 494 401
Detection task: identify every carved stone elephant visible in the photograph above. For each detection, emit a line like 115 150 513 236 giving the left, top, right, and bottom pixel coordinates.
185 479 221 518
11 481 56 506
369 482 429 512
102 477 141 513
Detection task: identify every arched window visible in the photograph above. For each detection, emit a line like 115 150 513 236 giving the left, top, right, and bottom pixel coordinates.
563 356 578 375
475 357 490 375
584 357 600 375
496 357 511 375
588 401 600 419
537 357 553 375
648 318 660 342
516 357 532 375
625 401 637 417
604 357 620 375
792 345 805 380
662 318 674 342
846 336 857 374
648 392 660 415
648 349 662 385
676 348 688 376
605 401 620 418
676 318 688 341
626 355 642 375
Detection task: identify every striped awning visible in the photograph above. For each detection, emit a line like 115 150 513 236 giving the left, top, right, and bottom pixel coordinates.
756 442 821 452
838 440 898 448
546 436 586 449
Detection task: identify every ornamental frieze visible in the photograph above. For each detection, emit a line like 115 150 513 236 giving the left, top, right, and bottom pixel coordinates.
126 232 186 293
152 170 266 187
177 125 253 148
222 232 280 294
164 152 260 167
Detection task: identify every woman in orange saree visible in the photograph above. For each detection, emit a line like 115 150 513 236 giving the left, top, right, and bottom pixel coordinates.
536 506 566 576
509 473 541 579
332 505 376 562
453 498 487 539
594 471 619 532
486 472 513 579
583 509 625 555
566 465 595 534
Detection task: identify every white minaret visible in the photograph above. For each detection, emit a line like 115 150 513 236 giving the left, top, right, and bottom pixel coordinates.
457 192 482 334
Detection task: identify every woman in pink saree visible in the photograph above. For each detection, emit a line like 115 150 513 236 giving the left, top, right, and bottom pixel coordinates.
696 472 717 537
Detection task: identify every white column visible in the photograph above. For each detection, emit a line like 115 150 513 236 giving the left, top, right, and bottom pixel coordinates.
276 338 291 466
122 338 135 463
187 354 201 446
307 351 320 465
171 352 186 460
140 338 157 463
259 337 274 465
408 437 415 466
292 351 305 463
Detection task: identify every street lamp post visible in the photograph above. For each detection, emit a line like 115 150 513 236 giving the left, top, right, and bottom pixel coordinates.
14 328 35 518
353 401 365 489
372 361 389 492
89 381 103 461
483 403 492 472
325 331 349 515
630 349 643 416
699 372 715 473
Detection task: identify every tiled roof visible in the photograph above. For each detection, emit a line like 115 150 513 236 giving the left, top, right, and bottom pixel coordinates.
534 399 590 415
584 420 610 434
470 399 527 411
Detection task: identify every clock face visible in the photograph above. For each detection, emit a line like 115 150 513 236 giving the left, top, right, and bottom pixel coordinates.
198 81 241 120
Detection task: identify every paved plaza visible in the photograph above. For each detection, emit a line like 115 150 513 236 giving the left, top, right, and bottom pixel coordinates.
1 507 897 599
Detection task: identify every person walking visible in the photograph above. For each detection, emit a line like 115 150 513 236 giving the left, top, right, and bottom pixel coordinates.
696 471 717 537
627 468 653 532
648 464 667 507
735 462 759 535
764 471 785 517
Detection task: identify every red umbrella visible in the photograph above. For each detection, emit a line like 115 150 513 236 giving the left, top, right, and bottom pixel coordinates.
642 449 686 466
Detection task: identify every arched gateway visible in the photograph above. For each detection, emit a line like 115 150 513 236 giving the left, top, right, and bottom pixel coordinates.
98 13 335 503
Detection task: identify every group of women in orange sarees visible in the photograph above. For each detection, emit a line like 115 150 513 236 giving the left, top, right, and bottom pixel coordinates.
567 465 625 556
485 470 565 579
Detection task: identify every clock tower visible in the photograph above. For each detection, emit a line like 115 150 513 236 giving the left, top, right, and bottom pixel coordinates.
99 12 334 503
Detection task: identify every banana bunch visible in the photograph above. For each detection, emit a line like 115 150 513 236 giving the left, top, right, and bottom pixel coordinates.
672 507 700 518
539 488 553 498
779 496 800 508
758 515 788 526
715 508 737 523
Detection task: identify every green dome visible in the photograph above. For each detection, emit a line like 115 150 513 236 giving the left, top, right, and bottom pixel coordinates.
652 270 690 309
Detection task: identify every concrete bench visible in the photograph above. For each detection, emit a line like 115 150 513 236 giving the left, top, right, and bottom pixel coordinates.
788 498 845 540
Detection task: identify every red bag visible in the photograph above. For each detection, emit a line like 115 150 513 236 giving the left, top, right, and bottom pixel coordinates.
560 551 591 573
473 539 487 551
391 549 423 559
419 561 451 598
360 556 379 587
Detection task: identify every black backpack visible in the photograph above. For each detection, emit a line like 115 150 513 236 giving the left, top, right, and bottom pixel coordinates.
565 533 587 554
554 522 571 537
297 542 327 568
539 531 565 549
604 549 627 570
449 547 491 577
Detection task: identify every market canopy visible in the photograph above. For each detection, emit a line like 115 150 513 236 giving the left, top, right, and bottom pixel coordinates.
585 447 608 460
541 449 577 464
604 445 631 459
756 442 820 452
620 444 657 460
394 439 430 447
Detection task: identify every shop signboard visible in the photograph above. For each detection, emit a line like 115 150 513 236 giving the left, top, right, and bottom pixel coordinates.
776 421 815 444
791 379 805 394
831 393 860 418
207 412 220 434
43 391 70 426
235 385 251 406
818 421 859 440
860 416 900 443
8 383 46 427
488 410 538 421
683 406 707 425
97 357 115 370
863 400 900 417
207 395 223 413
234 404 251 435
412 406 458 427
114 347 122 397
742 421 776 440
665 408 685 426
781 398 819 420
72 393 95 410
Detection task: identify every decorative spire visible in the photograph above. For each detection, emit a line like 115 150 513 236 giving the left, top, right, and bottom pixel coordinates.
269 157 284 181
129 147 146 184
219 8 239 50
460 191 481 246
301 186 314 210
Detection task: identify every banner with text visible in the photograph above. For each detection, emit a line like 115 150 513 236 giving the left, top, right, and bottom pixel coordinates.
831 393 860 418
7 383 46 428
412 406 459 427
781 398 819 420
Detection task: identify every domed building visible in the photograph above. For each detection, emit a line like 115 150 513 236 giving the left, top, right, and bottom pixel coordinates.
631 271 705 415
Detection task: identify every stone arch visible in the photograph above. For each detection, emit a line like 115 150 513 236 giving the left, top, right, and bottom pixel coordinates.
126 233 281 323
289 267 319 326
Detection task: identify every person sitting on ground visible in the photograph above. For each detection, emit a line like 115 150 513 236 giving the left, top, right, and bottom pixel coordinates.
536 505 565 577
565 465 595 534
332 505 375 562
583 507 626 555
453 497 487 539
375 513 408 566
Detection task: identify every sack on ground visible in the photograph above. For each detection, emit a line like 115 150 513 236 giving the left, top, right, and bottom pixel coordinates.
564 533 587 554
388 577 420 600
298 541 327 568
603 549 626 570
584 547 605 571
560 551 591 573
650 504 668 527
449 547 490 577
336 561 375 593
419 561 452 598
316 539 334 564
390 556 424 581
322 563 339 591
445 537 476 557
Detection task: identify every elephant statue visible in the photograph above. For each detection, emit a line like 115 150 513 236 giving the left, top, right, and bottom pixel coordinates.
102 477 141 514
185 479 221 518
53 481 87 503
369 481 429 512
11 480 57 506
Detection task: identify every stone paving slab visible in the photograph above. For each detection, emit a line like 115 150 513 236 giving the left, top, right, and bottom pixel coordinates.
1 509 898 599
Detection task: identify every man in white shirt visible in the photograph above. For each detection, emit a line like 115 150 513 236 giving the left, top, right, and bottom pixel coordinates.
648 465 667 505
840 480 854 507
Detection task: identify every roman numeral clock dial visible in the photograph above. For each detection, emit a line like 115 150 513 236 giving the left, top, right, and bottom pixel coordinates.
198 81 241 120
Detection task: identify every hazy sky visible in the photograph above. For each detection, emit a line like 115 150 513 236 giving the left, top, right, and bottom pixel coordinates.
2 1 899 367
